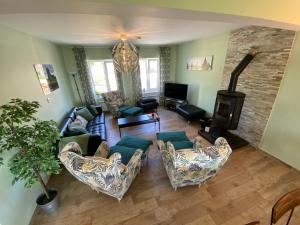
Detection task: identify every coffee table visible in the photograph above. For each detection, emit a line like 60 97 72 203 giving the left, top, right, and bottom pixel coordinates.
117 113 160 137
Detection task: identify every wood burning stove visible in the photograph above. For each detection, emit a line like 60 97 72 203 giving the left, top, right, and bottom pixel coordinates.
199 51 256 149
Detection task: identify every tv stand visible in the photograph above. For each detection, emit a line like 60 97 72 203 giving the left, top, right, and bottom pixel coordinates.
163 97 187 111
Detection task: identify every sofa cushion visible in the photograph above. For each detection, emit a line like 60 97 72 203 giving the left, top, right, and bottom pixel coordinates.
86 124 106 139
76 107 95 121
167 142 211 167
109 145 137 165
156 131 189 142
116 135 152 154
76 115 88 127
86 114 105 128
59 134 90 155
172 141 193 150
87 105 99 116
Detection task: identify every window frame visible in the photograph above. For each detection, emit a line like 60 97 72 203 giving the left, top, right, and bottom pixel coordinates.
87 59 118 98
139 58 160 94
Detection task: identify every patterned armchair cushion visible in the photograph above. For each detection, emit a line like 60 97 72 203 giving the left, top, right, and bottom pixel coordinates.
102 91 125 106
59 142 143 201
159 137 232 189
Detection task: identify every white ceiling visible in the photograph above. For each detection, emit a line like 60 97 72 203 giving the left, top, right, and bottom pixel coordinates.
0 14 243 45
0 1 298 46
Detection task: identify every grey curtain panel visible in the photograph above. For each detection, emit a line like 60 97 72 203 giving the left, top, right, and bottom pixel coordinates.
72 47 96 105
159 47 171 104
131 65 142 104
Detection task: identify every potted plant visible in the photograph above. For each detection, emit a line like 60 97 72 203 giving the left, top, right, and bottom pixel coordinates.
0 98 61 214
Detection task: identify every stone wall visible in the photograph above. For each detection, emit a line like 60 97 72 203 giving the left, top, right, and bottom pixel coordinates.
221 26 295 146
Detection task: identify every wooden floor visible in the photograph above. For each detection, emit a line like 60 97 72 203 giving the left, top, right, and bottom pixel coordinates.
30 108 300 225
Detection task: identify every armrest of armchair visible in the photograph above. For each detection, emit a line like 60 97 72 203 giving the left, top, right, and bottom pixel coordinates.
127 149 143 169
122 149 143 180
157 140 167 151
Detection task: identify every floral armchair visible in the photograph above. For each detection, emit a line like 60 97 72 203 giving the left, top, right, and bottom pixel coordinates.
157 137 232 190
102 91 142 118
102 91 125 118
59 142 143 201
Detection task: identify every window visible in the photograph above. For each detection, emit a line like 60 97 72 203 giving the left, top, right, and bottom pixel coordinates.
139 58 160 93
87 60 118 97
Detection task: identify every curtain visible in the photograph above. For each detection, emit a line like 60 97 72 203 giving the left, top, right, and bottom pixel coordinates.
159 47 171 105
131 65 142 104
72 47 96 105
111 50 125 99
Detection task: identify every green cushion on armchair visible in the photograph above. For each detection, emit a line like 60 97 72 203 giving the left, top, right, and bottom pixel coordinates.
172 140 193 150
117 135 152 153
156 131 190 142
109 145 137 165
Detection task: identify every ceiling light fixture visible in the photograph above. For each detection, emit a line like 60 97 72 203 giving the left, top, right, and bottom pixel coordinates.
112 34 139 74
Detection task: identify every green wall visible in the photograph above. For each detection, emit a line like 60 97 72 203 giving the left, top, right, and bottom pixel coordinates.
0 25 75 225
60 45 176 105
175 32 229 115
259 32 300 170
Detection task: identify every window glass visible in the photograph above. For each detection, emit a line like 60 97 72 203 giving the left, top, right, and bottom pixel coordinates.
139 58 159 93
88 60 118 96
105 62 118 91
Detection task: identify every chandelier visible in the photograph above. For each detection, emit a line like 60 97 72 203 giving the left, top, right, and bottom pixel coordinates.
112 34 139 74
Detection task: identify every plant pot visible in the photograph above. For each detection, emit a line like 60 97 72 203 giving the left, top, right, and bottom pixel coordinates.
36 188 59 214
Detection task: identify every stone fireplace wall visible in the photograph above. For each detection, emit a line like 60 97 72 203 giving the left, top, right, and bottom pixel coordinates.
221 26 295 146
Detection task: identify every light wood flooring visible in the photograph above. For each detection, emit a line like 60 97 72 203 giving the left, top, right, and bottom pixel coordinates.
30 108 300 225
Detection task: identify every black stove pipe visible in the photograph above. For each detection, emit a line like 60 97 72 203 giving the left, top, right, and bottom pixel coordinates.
228 53 256 92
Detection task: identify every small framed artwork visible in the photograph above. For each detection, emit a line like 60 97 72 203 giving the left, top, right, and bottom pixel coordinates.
34 64 59 95
186 56 213 71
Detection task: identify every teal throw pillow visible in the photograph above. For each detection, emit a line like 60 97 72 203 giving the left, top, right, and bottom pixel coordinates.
109 145 137 165
76 107 94 121
116 135 152 153
87 105 98 116
156 131 189 142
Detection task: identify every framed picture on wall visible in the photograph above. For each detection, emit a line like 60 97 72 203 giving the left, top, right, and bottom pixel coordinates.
186 56 213 71
34 64 59 95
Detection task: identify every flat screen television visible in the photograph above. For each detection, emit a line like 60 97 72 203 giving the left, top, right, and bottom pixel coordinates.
164 82 188 101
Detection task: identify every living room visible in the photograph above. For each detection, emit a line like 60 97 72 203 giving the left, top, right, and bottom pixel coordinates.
1 1 300 225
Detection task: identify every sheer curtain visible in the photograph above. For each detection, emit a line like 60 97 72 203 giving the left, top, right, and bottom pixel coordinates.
72 47 96 105
159 47 171 105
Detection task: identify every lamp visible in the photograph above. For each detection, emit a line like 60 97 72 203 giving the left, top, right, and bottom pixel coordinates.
112 34 139 74
69 72 84 106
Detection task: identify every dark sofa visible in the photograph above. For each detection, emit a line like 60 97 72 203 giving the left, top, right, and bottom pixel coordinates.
59 106 107 141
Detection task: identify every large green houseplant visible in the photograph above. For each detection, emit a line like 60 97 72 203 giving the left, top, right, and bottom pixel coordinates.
0 98 61 213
